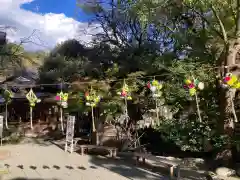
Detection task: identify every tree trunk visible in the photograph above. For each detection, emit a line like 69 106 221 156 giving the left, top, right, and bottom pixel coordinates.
218 40 240 165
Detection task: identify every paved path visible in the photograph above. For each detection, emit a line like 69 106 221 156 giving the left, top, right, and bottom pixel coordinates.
0 143 165 180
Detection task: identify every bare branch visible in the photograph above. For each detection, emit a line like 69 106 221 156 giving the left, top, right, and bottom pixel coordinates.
210 5 228 44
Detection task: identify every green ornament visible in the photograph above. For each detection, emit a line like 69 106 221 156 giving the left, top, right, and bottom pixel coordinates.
194 79 199 86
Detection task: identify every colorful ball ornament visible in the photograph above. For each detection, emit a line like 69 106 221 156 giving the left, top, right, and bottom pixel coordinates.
117 83 132 100
222 73 240 89
85 89 101 107
56 91 68 108
198 82 204 90
55 95 61 101
184 78 204 96
147 80 163 97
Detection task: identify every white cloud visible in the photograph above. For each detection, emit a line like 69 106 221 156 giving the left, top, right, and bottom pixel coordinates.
0 0 101 51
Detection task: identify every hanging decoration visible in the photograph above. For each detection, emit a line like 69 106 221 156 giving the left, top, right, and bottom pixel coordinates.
3 89 13 103
147 80 163 97
56 91 68 108
184 77 204 122
26 89 41 129
117 82 132 100
220 73 239 122
184 78 204 96
221 73 240 89
3 89 13 129
117 80 132 126
85 89 101 107
85 87 101 132
56 91 69 133
147 79 163 126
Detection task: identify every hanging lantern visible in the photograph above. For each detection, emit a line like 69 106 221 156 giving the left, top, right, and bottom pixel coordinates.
26 89 41 107
221 73 240 89
56 91 68 108
183 78 204 96
85 89 101 107
117 82 132 100
147 80 163 97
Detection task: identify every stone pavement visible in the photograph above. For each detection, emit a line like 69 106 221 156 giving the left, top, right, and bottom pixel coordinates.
0 143 166 180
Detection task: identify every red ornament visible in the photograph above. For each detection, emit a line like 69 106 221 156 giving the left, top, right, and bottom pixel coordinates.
188 83 195 89
56 95 61 101
183 85 188 89
121 90 127 97
147 82 151 89
84 92 89 97
224 76 231 82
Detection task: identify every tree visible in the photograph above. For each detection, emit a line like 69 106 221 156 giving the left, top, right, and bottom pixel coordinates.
0 43 41 77
79 0 169 74
77 0 240 161
39 40 88 83
124 0 240 163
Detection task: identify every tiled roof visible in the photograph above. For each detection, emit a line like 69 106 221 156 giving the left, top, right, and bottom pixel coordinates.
0 92 54 104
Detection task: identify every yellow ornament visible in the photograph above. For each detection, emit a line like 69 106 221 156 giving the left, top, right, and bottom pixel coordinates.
127 96 132 100
157 83 163 90
62 93 68 101
189 88 196 96
233 82 240 88
30 102 35 107
227 75 237 86
85 88 100 107
185 79 192 85
152 80 159 86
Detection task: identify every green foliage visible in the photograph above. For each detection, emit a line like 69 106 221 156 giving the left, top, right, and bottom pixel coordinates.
33 0 240 156
157 119 210 152
0 42 43 77
39 54 86 83
157 118 230 152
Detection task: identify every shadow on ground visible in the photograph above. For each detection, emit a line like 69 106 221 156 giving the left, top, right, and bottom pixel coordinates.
4 164 87 171
86 151 208 180
87 152 168 180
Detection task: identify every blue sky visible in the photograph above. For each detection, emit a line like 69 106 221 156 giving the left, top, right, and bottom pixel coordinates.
0 0 101 51
21 0 93 22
